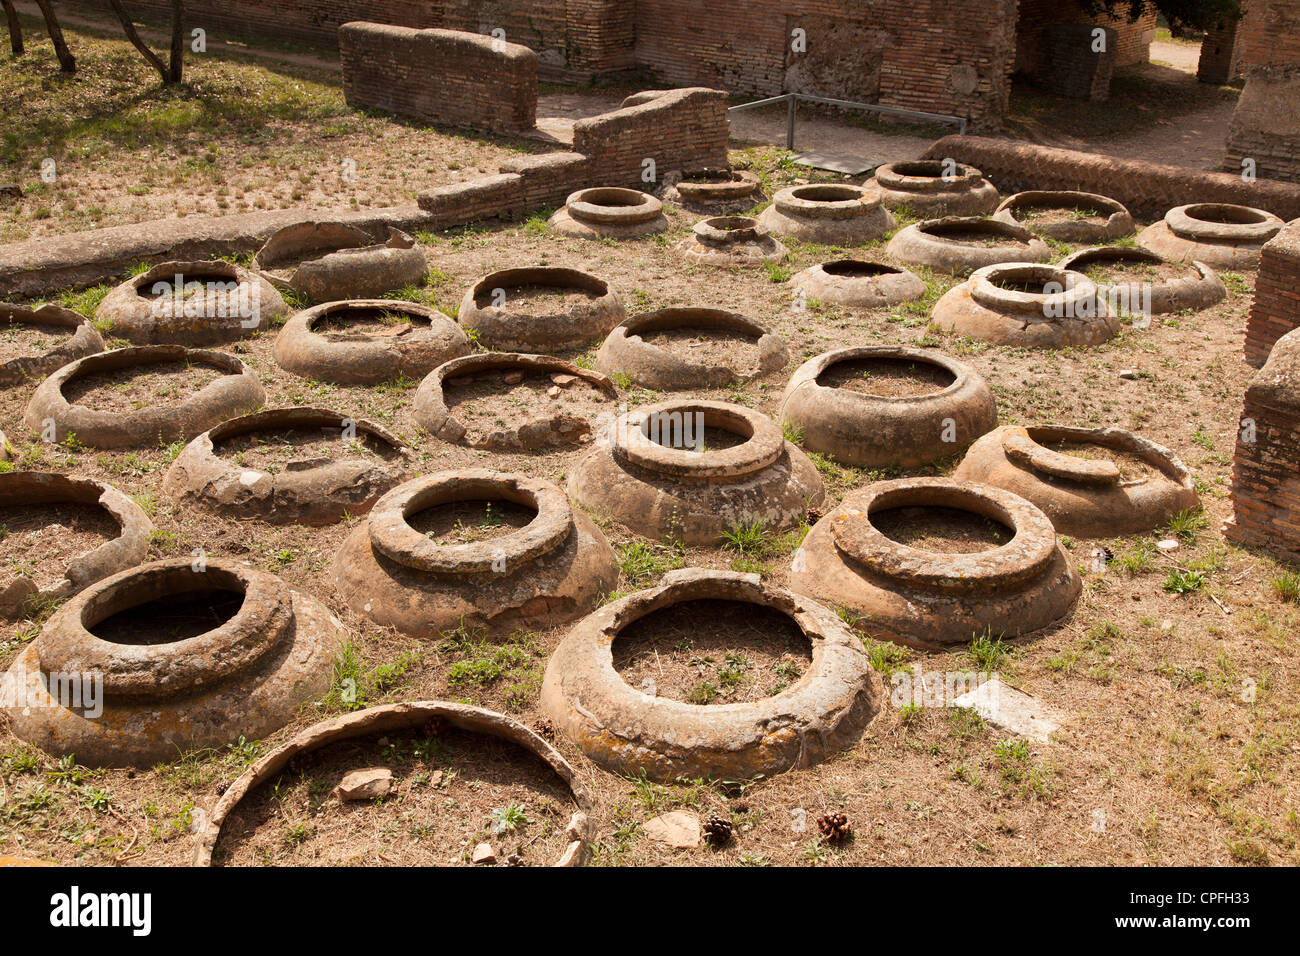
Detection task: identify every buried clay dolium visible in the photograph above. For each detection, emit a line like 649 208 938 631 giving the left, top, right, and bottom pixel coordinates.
253 223 428 301
548 187 669 240
163 407 414 525
778 346 997 469
953 425 1200 538
1137 203 1284 271
0 471 152 619
568 399 825 546
24 345 265 449
1 558 344 767
791 477 1081 650
332 470 618 637
541 569 882 783
993 191 1135 244
871 160 1000 217
787 260 926 310
678 216 788 268
0 303 104 388
886 216 1052 276
759 184 896 245
457 267 625 351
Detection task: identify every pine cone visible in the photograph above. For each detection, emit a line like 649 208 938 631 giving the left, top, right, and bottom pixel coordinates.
817 812 852 844
703 815 733 846
532 718 555 740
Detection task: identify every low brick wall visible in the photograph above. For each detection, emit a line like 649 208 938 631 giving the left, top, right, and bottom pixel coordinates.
339 23 537 133
1245 222 1300 367
922 135 1300 220
1198 14 1244 85
1227 326 1300 563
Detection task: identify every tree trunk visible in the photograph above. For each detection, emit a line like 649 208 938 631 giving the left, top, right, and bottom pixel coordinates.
33 0 74 73
2 0 22 57
168 0 184 83
106 0 170 82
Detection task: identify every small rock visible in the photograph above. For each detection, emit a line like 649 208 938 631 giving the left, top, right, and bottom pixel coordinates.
790 808 808 834
952 677 1061 744
1119 369 1142 380
429 770 444 788
546 386 562 399
334 767 393 801
550 373 578 387
644 810 701 848
1160 619 1174 631
1157 538 1179 551
639 677 658 697
503 371 524 385
471 842 496 865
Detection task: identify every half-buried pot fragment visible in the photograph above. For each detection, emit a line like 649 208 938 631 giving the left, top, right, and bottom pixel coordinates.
332 469 618 637
94 260 287 346
1 558 344 766
1059 246 1225 316
0 304 104 388
887 216 1052 275
24 345 265 448
273 299 470 386
253 223 427 301
953 425 1200 538
541 568 881 782
778 346 997 469
791 477 1080 649
788 259 926 309
660 167 764 214
163 407 414 525
568 399 824 545
458 267 624 351
932 263 1120 348
0 471 152 619
596 308 788 390
415 352 618 451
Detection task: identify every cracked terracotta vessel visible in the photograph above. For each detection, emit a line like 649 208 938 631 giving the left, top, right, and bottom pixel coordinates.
541 569 882 783
2 558 344 766
333 470 618 637
790 477 1081 649
0 303 104 388
253 223 427 301
568 399 825 546
1059 246 1225 315
952 425 1200 538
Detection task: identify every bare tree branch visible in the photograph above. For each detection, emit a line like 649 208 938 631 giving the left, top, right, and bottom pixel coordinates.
106 0 170 81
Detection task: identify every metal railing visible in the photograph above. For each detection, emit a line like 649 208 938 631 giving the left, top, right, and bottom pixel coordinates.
728 92 967 149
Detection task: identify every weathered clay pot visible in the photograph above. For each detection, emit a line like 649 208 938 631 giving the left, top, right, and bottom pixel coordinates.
0 304 104 388
458 267 624 351
194 701 595 867
993 191 1135 244
661 167 764 214
791 477 1081 649
872 160 1000 217
163 407 414 525
1 558 344 766
886 216 1052 275
596 308 788 390
953 425 1200 538
273 299 470 386
932 263 1120 348
253 223 427 301
0 472 152 619
568 399 825 545
1137 203 1284 270
778 346 997 468
414 352 618 451
678 216 788 267
333 470 618 637
548 187 669 239
759 184 896 245
94 260 288 346
787 260 926 309
24 345 266 449
1059 245 1226 315
541 569 881 782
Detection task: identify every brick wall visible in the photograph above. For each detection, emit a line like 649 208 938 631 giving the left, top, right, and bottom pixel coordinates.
339 23 537 133
1225 0 1300 184
631 0 1020 131
1227 325 1300 563
1016 0 1157 76
1040 24 1117 100
1198 14 1244 84
922 135 1300 220
1245 222 1300 367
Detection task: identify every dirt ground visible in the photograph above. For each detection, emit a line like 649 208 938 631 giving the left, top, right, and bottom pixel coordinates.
0 19 1296 870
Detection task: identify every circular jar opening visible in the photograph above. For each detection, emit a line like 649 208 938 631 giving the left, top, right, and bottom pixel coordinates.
1078 254 1187 284
683 168 742 184
214 423 399 469
1015 201 1107 225
821 260 903 278
641 404 754 452
575 188 650 208
405 496 540 546
791 184 862 203
87 571 246 646
134 267 240 299
61 356 229 408
309 304 432 337
473 270 606 310
0 502 119 592
1184 203 1267 226
888 161 948 179
986 266 1066 295
612 598 813 705
817 355 956 397
869 505 1014 554
923 220 1027 246
707 216 757 232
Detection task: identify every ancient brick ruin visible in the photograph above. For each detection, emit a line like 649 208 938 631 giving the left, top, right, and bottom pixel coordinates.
1225 0 1300 184
1245 221 1300 367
